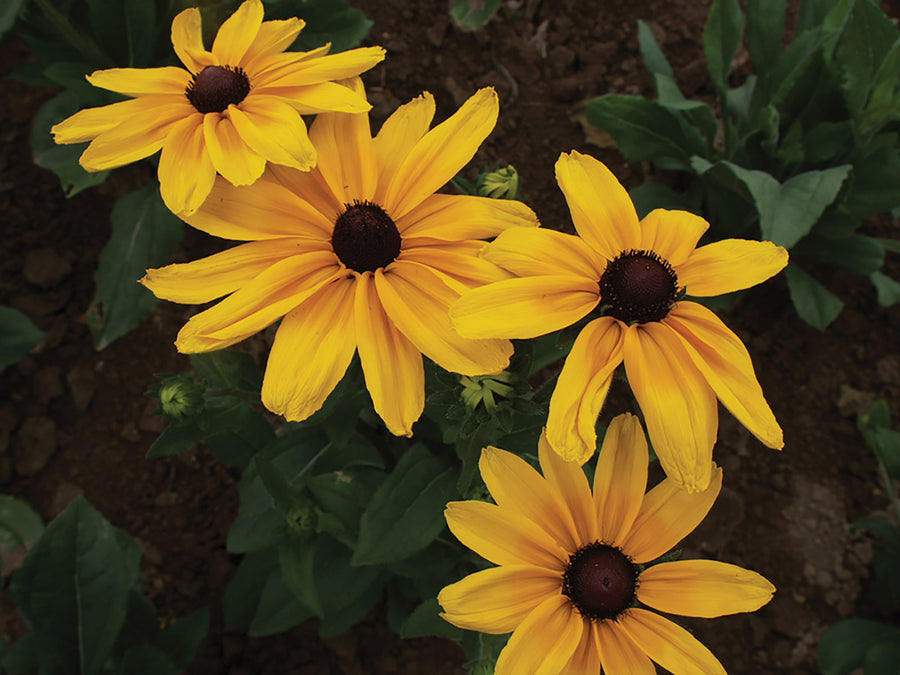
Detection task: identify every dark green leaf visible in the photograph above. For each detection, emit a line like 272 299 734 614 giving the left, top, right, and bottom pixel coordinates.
88 184 184 349
784 263 844 330
746 0 786 80
227 473 286 554
0 307 44 372
156 608 209 667
0 495 43 550
767 28 829 121
0 0 25 39
864 639 900 675
1 633 38 675
653 75 719 145
796 0 835 34
124 0 157 66
802 121 855 164
314 536 383 636
637 20 674 80
860 39 900 135
450 0 501 30
400 598 462 640
205 403 275 468
223 549 278 631
872 427 900 479
317 579 383 638
845 147 900 218
870 547 900 614
8 497 142 675
703 0 745 94
794 234 884 275
306 467 381 536
870 271 900 307
190 350 262 392
287 0 373 52
279 534 322 617
853 516 900 552
249 566 314 636
817 618 900 675
119 646 178 675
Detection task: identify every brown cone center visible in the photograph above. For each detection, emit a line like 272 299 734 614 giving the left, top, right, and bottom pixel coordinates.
186 65 251 114
598 249 679 324
331 201 401 273
563 543 638 620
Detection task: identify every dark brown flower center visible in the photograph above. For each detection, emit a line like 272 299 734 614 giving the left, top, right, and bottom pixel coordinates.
331 201 401 273
185 65 251 114
562 543 638 620
598 249 679 324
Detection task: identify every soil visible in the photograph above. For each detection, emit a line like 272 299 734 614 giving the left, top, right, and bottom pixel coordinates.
2 1 899 673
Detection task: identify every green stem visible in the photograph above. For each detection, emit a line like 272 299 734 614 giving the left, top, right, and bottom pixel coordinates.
877 458 900 524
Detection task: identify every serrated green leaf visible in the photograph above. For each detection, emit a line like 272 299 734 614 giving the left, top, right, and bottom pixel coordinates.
870 271 900 307
766 28 829 122
450 0 501 30
0 306 44 372
817 618 900 675
747 0 786 80
784 263 844 329
796 0 836 34
0 495 43 550
89 184 184 349
401 598 462 640
860 38 900 135
703 0 745 94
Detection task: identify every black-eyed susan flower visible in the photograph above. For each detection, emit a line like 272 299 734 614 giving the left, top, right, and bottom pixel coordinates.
51 0 384 215
439 413 774 674
141 83 538 435
451 150 788 492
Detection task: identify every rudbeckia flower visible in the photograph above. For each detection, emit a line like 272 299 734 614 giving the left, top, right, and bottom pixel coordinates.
51 0 385 215
141 83 538 435
439 413 775 674
452 150 788 492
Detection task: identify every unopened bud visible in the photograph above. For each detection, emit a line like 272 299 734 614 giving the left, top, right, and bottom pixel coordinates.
459 372 516 413
476 165 520 200
158 374 204 420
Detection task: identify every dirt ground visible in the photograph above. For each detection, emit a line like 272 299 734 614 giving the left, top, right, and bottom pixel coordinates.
2 0 900 673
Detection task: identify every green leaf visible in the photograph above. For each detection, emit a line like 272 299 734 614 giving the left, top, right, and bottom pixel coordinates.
653 76 720 145
703 0 745 94
156 608 209 667
845 146 900 218
853 515 900 552
223 549 278 631
124 0 157 66
190 350 262 392
0 0 25 39
353 445 458 566
794 234 885 275
313 536 383 636
249 566 314 636
870 547 900 614
449 0 502 30
0 307 44 371
119 646 178 675
8 497 142 675
870 271 900 307
802 121 855 164
872 426 900 479
746 0 786 80
283 0 373 52
1 633 38 675
0 495 43 550
766 28 830 122
637 20 674 80
784 263 844 330
306 467 381 538
860 38 900 135
279 534 323 617
400 598 462 640
31 91 110 198
864 640 900 675
817 618 900 675
796 0 835 34
88 184 184 350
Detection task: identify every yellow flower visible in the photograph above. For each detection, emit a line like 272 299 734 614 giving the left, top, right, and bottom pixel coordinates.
50 0 384 216
452 150 788 492
439 414 774 674
141 83 538 435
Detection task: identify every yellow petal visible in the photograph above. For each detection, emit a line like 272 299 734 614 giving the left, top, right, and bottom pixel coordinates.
261 277 357 422
354 273 423 437
86 67 190 96
481 227 605 279
203 113 266 186
171 7 217 74
241 17 305 70
637 560 775 618
676 239 789 296
186 174 334 240
445 500 569 570
373 92 435 204
141 237 322 304
555 151 640 258
620 464 722 564
268 164 343 224
396 193 538 241
77 99 194 171
398 241 509 294
538 433 597 544
158 114 216 216
259 82 371 114
592 413 648 547
451 276 600 340
563 623 603 675
212 0 264 66
665 301 784 449
438 565 561 634
51 95 185 144
617 608 726 675
375 263 512 376
495 594 582 675
255 46 385 88
384 88 498 219
175 252 340 352
638 209 709 267
228 95 316 171
623 323 718 493
595 621 656 675
546 317 625 463
479 446 582 552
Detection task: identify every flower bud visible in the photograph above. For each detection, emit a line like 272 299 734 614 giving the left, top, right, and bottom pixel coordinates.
158 374 205 420
476 165 520 200
459 372 516 413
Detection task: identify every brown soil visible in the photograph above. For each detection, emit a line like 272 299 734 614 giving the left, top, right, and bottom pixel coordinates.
2 1 899 673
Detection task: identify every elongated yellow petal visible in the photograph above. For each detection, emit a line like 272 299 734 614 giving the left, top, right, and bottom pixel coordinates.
212 0 263 66
258 82 371 114
175 252 340 352
638 560 775 618
354 274 423 436
623 323 718 493
592 413 648 547
638 209 709 267
665 301 784 449
86 67 190 96
398 242 509 294
479 446 582 552
617 608 726 675
373 92 435 204
186 174 334 240
495 594 582 675
375 263 512 376
51 95 185 144
451 276 600 340
158 114 216 216
538 433 597 543
595 622 655 675
482 227 605 279
384 88 498 219
255 46 385 88
676 239 789 296
261 277 357 422
268 164 343 224
555 151 640 259
141 238 318 304
203 113 266 186
77 99 194 171
563 622 603 674
397 194 538 240
241 17 305 70
444 500 569 570
546 317 624 463
620 464 722 564
228 96 316 170
171 7 217 74
438 565 561 634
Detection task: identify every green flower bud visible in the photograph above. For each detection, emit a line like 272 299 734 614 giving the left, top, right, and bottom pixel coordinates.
287 502 317 536
459 372 516 413
158 374 205 420
476 165 520 200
